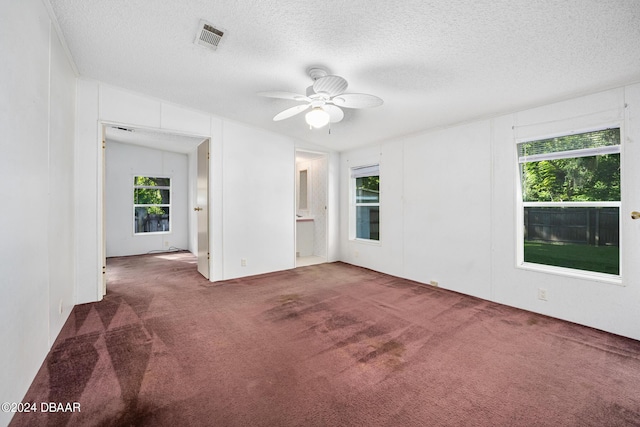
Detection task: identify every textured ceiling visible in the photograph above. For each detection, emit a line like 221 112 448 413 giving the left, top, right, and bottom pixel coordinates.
50 0 640 151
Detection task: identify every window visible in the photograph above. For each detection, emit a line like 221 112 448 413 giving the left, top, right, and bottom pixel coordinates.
133 176 171 234
518 128 620 275
352 164 380 241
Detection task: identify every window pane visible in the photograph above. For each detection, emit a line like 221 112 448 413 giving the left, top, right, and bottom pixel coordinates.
524 206 619 274
356 206 379 241
521 154 620 202
134 188 170 204
134 206 170 233
356 176 380 203
134 176 170 187
518 128 620 159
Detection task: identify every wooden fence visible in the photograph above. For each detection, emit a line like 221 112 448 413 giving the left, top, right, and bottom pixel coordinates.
524 207 618 246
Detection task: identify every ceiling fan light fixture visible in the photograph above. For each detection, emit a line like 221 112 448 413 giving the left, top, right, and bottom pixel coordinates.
305 107 330 129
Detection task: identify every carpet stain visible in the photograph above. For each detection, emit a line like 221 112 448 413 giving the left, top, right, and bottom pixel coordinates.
359 340 405 363
268 298 339 324
279 294 301 304
325 314 359 331
333 325 390 350
579 401 640 426
384 357 405 371
452 297 483 310
501 319 523 327
262 295 307 322
410 285 432 295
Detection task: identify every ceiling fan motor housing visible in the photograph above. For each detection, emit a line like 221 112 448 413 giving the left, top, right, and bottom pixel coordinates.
308 67 328 81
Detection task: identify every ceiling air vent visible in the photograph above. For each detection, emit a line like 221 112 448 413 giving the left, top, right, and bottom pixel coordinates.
195 20 225 51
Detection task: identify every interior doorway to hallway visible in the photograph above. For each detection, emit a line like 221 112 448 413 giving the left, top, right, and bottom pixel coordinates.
102 124 210 292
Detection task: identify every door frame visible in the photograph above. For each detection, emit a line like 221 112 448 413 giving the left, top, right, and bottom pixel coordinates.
100 122 211 290
294 149 329 266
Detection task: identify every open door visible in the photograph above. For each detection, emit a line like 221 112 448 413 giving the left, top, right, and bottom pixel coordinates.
101 125 107 295
196 139 210 279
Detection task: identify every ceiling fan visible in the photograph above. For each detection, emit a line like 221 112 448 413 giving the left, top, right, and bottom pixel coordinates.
258 68 383 129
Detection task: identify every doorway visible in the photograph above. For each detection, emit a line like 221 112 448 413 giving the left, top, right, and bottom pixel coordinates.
102 124 210 291
295 150 328 267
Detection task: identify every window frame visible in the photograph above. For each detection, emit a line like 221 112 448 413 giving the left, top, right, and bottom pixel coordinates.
515 125 623 284
133 175 172 235
350 164 380 243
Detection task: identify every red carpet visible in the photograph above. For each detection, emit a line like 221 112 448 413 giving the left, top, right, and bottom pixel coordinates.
11 252 640 426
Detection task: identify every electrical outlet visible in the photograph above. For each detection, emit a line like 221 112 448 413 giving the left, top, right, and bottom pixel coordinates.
58 299 63 314
538 288 548 301
241 258 247 267
354 250 359 258
165 241 169 247
430 280 439 287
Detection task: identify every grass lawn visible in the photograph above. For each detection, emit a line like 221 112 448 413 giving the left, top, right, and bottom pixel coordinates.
524 241 619 275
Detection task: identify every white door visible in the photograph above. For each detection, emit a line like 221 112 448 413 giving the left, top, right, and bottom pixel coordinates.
625 102 640 284
196 139 210 279
101 126 107 295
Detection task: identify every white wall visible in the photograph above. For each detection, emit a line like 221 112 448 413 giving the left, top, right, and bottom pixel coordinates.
221 121 296 278
75 82 212 302
75 82 340 300
326 151 341 263
490 86 640 340
341 144 405 276
340 84 640 341
105 142 189 257
47 2 77 345
0 0 77 424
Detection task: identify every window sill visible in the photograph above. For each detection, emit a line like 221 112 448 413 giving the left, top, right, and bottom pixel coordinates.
134 231 171 236
351 238 381 246
517 262 623 286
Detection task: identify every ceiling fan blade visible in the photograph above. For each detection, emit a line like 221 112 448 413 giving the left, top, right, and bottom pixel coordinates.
312 75 348 97
258 91 311 102
273 104 310 121
331 93 383 109
322 105 344 123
